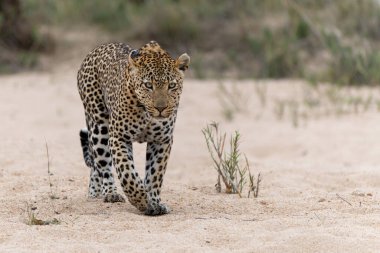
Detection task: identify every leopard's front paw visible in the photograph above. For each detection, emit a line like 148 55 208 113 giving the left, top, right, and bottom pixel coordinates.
103 193 126 203
145 202 170 216
88 190 102 199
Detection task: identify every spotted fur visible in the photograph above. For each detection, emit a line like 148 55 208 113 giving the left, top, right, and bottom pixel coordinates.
77 41 190 215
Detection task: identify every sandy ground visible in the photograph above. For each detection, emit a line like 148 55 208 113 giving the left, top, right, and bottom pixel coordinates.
0 29 380 253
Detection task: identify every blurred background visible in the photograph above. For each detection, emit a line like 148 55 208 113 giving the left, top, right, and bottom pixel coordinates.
1 0 380 85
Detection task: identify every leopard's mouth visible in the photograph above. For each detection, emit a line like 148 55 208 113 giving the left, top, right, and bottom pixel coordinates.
151 109 171 119
153 112 169 119
142 104 172 119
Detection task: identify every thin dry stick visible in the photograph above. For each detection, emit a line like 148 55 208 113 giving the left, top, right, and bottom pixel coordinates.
241 219 256 222
247 164 262 198
205 125 226 193
45 140 59 214
215 174 221 193
313 212 322 222
45 140 54 198
336 193 352 206
248 173 254 198
195 217 231 220
254 173 262 198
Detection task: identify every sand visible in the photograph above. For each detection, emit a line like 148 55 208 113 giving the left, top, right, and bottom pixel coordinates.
0 30 379 253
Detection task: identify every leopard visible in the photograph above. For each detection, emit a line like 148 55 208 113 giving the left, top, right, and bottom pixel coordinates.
77 41 190 215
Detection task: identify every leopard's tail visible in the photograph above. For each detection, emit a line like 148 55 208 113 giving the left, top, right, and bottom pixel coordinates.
79 128 94 168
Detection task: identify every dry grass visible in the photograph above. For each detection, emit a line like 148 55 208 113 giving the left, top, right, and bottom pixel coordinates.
25 203 60 226
271 84 380 127
217 81 249 121
23 141 61 226
217 81 380 128
248 171 262 198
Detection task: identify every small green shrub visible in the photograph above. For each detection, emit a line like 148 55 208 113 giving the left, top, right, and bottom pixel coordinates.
202 122 261 198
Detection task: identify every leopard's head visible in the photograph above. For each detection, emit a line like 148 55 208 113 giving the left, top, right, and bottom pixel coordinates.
127 41 190 119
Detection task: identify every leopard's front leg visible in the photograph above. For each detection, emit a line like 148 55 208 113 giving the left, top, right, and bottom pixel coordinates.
109 132 148 212
144 139 172 215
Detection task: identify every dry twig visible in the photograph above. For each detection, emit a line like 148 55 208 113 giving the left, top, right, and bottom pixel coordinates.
336 193 352 206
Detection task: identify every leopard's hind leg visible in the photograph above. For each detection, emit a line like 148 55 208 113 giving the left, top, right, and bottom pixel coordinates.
79 128 102 198
79 121 125 203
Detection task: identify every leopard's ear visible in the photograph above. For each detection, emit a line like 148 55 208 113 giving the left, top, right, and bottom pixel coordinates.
176 53 190 72
128 49 140 67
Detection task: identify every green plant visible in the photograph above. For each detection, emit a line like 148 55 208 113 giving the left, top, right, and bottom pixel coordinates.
202 122 261 197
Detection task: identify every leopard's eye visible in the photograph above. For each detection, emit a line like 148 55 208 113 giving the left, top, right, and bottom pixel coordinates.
144 82 153 90
168 82 176 89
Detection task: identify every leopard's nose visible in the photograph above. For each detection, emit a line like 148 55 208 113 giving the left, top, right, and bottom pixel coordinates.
155 99 167 112
156 106 167 113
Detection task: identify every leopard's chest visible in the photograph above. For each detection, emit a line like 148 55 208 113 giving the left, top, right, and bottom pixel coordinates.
129 114 176 144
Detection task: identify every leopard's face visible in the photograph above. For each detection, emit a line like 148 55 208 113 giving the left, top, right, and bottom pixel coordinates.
127 41 190 119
